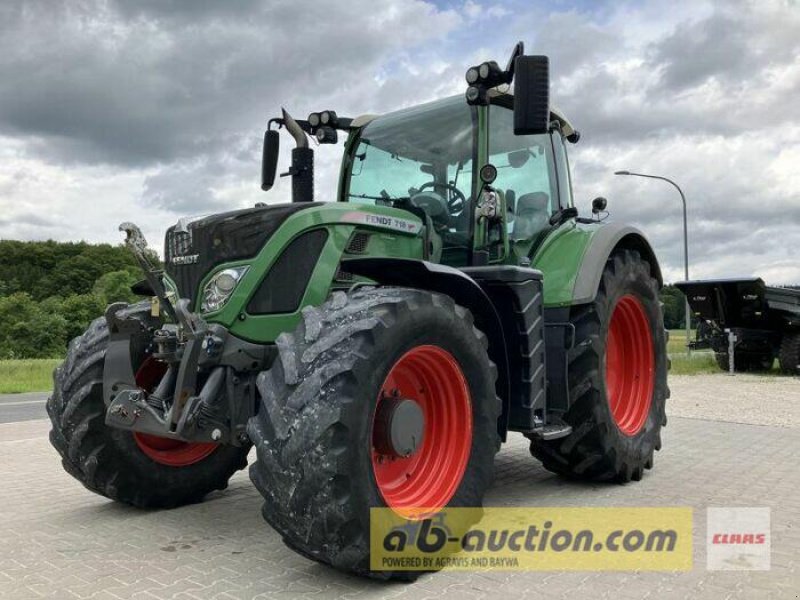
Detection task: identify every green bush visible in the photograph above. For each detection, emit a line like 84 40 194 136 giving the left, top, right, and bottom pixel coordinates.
0 293 68 359
0 241 148 359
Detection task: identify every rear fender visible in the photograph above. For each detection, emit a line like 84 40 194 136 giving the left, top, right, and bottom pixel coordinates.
572 224 663 305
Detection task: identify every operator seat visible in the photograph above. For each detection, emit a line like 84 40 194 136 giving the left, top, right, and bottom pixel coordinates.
512 192 550 241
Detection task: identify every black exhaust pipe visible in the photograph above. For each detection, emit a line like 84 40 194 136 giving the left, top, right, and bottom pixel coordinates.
281 108 314 203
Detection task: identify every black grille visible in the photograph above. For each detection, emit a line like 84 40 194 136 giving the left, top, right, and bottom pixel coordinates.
247 229 328 314
168 230 193 256
164 202 322 307
345 231 370 254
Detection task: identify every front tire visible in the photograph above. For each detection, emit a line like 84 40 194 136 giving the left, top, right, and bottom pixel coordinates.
47 311 250 508
247 287 500 578
530 249 669 482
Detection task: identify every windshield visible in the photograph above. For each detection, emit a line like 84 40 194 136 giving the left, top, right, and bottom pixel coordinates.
346 96 476 263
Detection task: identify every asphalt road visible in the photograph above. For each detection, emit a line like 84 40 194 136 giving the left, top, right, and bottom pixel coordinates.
0 392 48 423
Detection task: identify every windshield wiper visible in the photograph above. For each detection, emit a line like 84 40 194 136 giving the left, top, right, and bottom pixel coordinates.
349 193 410 203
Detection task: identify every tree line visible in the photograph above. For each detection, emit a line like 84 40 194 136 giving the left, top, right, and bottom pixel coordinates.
3 239 789 359
0 240 142 359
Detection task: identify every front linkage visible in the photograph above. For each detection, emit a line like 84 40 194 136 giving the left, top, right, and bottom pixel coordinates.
104 223 271 447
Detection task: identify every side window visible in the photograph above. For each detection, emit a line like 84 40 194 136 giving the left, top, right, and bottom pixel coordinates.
489 105 556 241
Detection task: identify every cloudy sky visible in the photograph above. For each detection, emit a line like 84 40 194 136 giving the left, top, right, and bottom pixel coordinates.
0 0 798 284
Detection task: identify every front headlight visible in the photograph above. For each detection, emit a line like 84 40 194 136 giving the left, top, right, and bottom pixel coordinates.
201 266 249 313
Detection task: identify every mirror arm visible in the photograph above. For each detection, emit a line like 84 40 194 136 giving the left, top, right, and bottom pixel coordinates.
548 206 579 227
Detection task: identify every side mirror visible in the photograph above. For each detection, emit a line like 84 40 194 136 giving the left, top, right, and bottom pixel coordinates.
592 196 608 214
261 130 279 191
513 56 550 136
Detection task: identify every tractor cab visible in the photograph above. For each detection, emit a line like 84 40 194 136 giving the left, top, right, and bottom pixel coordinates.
261 43 580 269
338 93 579 268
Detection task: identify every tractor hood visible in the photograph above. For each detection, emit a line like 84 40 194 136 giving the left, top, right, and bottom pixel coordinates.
164 202 324 304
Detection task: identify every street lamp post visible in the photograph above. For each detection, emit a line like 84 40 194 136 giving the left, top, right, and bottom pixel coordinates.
614 170 691 355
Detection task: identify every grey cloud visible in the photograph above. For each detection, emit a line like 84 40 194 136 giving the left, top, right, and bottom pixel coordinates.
649 1 800 93
530 2 799 145
1 0 797 284
0 212 56 228
649 13 750 92
0 0 460 168
111 0 264 20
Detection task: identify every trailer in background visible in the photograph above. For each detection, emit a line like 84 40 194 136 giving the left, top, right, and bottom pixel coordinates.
676 278 800 374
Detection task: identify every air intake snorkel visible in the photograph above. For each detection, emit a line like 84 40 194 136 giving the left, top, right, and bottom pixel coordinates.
261 107 351 202
281 108 314 203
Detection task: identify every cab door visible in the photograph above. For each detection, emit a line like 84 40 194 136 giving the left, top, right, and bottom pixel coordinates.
486 101 573 263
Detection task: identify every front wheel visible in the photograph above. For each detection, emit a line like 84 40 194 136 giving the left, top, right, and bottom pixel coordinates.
247 288 500 578
530 249 669 482
47 310 250 508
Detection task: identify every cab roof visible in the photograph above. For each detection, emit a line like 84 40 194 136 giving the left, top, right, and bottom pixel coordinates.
351 89 576 138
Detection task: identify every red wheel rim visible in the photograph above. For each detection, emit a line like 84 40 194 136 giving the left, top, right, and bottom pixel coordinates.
371 345 472 513
605 295 655 436
132 358 218 467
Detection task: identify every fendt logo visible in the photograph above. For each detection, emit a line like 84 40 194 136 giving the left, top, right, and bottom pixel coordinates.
340 211 422 235
171 254 199 265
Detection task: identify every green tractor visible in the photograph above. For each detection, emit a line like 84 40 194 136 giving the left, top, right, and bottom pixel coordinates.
47 43 668 578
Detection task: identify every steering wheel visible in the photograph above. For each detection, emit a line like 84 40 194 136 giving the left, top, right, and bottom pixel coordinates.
416 181 467 215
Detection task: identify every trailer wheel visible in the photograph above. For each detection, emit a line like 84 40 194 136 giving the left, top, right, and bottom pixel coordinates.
47 308 249 508
779 333 800 375
715 351 774 372
530 250 669 482
714 351 731 372
749 353 776 372
247 288 500 578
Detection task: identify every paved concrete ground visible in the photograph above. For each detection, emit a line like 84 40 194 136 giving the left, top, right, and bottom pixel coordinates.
1 376 798 599
668 374 800 428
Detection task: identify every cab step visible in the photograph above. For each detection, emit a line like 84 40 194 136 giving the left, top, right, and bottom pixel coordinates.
525 423 573 441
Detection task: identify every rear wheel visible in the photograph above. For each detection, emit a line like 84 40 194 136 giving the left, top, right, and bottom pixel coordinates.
779 333 800 375
248 288 500 578
47 307 250 508
530 250 669 482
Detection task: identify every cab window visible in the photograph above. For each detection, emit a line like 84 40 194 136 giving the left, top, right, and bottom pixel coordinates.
488 104 557 242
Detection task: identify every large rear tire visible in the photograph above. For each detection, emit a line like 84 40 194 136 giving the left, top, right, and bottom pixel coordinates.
779 333 800 375
530 250 669 482
247 287 500 578
47 308 250 508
